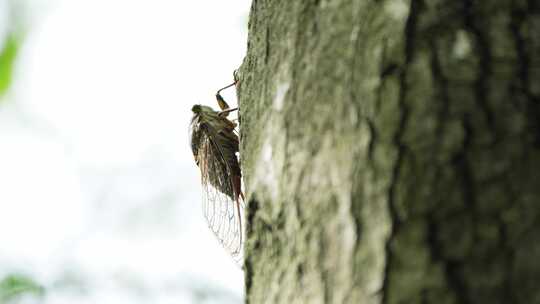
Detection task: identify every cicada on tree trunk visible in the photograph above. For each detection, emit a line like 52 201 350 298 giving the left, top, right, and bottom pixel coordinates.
190 78 245 263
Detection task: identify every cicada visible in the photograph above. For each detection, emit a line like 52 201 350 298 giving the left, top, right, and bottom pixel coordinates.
190 79 245 262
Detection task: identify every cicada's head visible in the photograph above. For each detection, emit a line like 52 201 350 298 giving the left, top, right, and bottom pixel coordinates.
191 104 202 114
192 104 218 125
191 104 216 114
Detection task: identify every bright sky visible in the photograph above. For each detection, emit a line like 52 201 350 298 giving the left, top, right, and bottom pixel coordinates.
0 0 250 302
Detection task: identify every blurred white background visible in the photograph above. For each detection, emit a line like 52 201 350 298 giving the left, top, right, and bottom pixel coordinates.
0 0 250 302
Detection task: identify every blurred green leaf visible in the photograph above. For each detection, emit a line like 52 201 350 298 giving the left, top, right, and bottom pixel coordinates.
0 274 45 303
0 34 18 96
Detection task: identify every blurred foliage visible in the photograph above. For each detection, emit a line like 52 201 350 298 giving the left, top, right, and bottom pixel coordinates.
0 34 18 97
0 274 44 303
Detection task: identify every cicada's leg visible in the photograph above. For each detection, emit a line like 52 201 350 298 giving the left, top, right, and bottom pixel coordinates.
233 70 239 83
219 107 238 116
216 93 231 113
216 81 237 111
216 72 239 116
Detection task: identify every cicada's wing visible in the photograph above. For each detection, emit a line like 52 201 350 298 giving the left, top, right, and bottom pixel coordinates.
189 116 200 164
196 130 244 262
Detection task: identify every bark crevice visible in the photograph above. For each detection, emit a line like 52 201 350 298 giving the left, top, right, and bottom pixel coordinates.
381 0 419 302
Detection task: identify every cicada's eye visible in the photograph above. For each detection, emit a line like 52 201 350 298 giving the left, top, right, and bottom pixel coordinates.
192 104 202 114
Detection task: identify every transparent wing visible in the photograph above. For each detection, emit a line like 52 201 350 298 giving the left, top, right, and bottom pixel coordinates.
196 131 244 263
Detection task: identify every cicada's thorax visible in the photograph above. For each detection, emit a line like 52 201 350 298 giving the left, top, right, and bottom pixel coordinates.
201 110 236 132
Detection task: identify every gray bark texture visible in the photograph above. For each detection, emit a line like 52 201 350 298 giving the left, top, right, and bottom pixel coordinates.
235 0 540 303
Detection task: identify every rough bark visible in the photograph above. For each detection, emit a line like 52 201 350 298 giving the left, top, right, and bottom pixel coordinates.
236 0 540 303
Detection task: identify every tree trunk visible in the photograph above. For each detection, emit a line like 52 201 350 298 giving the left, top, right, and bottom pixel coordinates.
236 0 540 303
